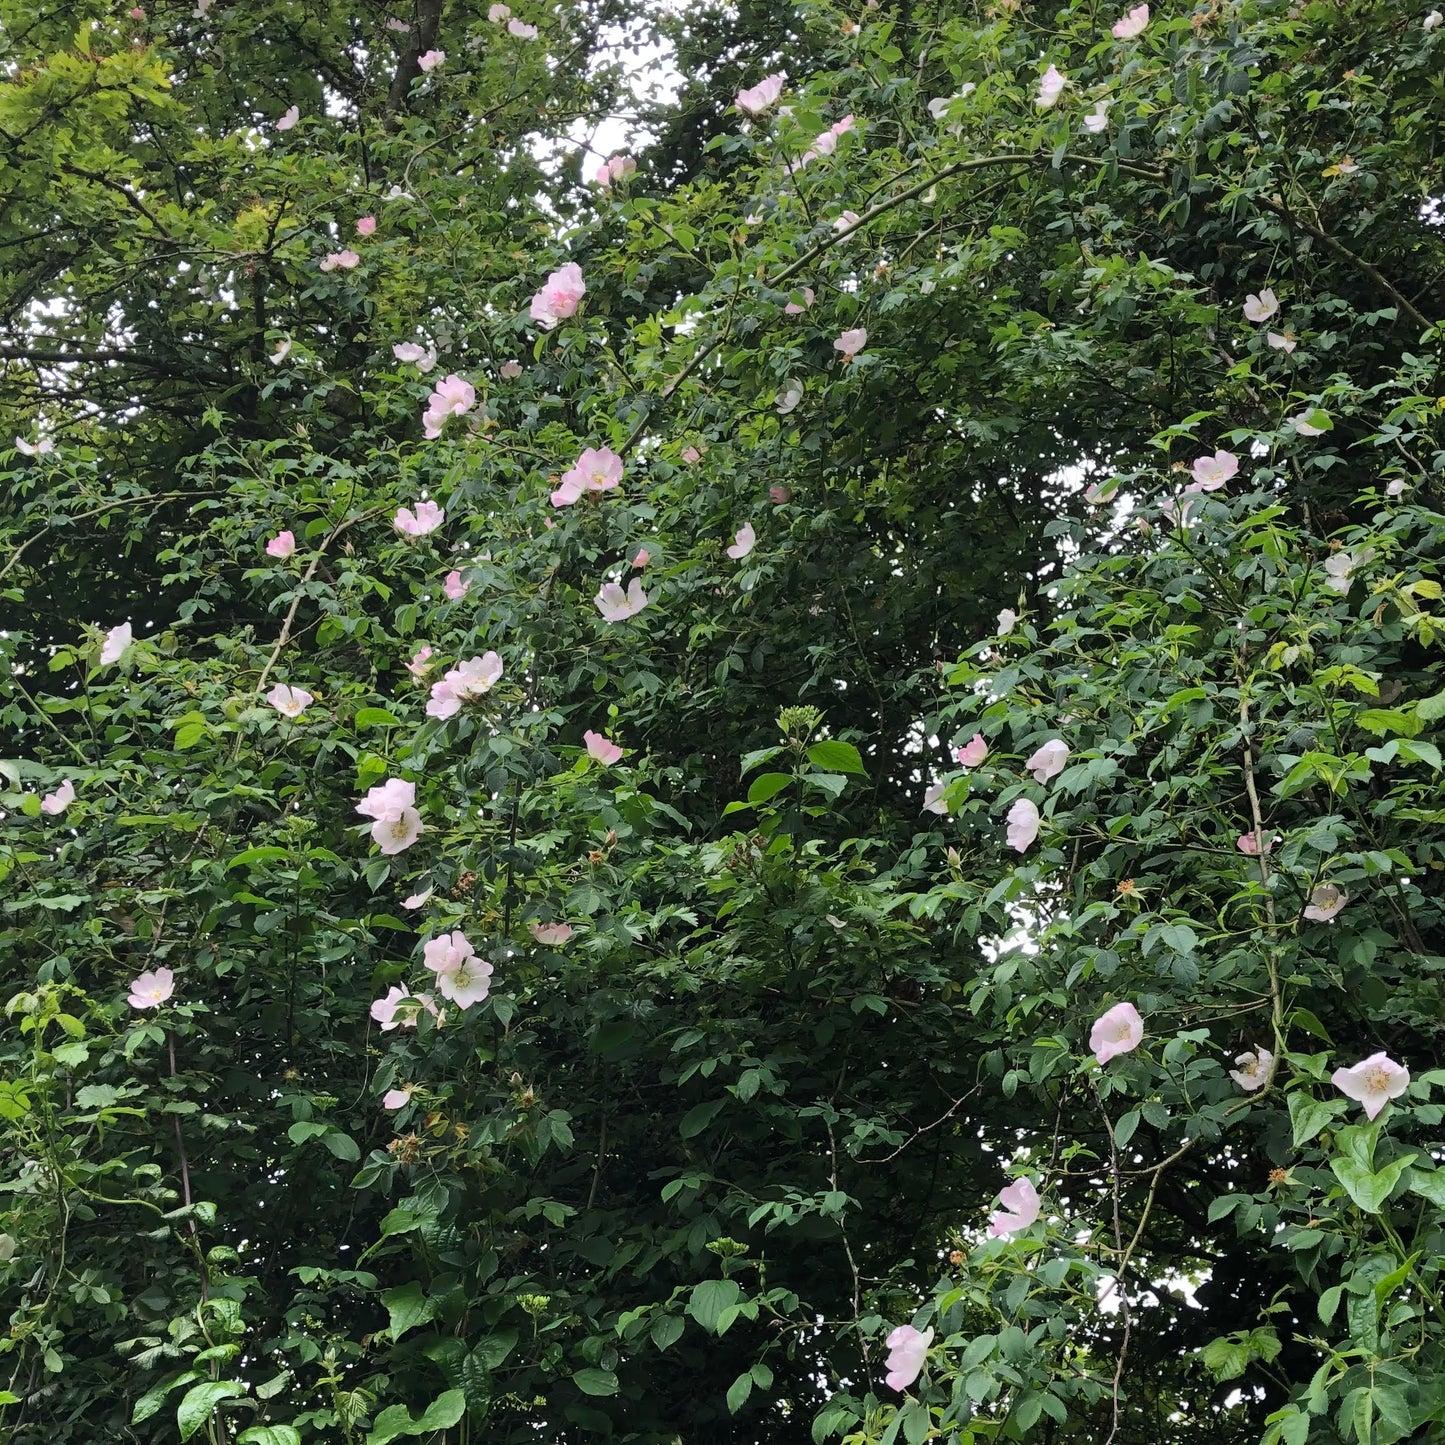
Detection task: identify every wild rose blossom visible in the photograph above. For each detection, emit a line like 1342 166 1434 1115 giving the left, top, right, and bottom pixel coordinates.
15 435 54 456
1230 1046 1274 1092
1006 797 1040 852
424 929 494 1008
356 215 376 235
1243 288 1279 322
1304 882 1347 921
883 1325 932 1393
276 105 299 131
41 780 76 815
1083 99 1111 133
395 500 445 536
426 652 504 719
418 48 445 71
594 154 637 188
500 360 522 378
269 338 291 364
405 645 434 677
923 781 949 815
727 523 756 560
100 622 133 666
595 578 648 621
370 985 439 1030
382 1086 415 1110
266 530 295 559
1037 65 1066 109
1267 330 1297 353
1190 450 1238 491
997 608 1018 635
1026 739 1069 785
443 570 469 601
552 446 623 507
834 328 868 360
776 380 804 414
1111 3 1149 38
585 730 623 764
319 249 361 272
489 2 511 17
1090 1001 1143 1064
736 73 785 114
356 778 424 855
530 921 574 946
128 968 174 1010
954 734 988 768
267 683 314 718
421 373 474 437
1332 1051 1409 1119
507 18 538 38
987 1177 1041 1236
783 287 815 314
1236 830 1277 855
394 341 438 373
530 262 587 330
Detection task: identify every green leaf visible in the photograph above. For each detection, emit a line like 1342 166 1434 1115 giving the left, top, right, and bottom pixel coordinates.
651 1314 684 1351
383 1280 434 1340
74 1084 120 1109
322 1131 361 1162
174 722 209 750
679 1098 725 1139
687 1278 743 1334
177 1381 247 1441
1330 1153 1416 1214
1288 1092 1341 1147
367 1390 466 1444
726 1372 753 1413
573 1368 619 1397
1407 1166 1445 1209
746 772 793 806
354 707 401 729
238 1428 302 1445
806 740 865 775
133 1369 201 1424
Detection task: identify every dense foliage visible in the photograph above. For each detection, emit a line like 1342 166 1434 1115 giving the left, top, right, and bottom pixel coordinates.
2 1 1444 1443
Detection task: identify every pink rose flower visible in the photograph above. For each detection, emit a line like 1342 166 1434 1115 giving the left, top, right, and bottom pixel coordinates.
394 500 445 536
129 967 175 1010
41 779 76 815
1111 3 1149 38
954 733 988 768
266 529 295 559
595 578 649 621
530 262 586 330
585 730 623 765
726 523 756 560
1332 1051 1409 1120
736 73 785 114
987 1176 1041 1236
1090 1001 1143 1064
883 1325 932 1393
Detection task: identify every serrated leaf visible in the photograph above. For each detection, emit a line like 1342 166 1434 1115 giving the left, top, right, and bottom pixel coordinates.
727 1372 753 1413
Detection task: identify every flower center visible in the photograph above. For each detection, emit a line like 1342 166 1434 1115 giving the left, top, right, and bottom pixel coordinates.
1363 1066 1390 1092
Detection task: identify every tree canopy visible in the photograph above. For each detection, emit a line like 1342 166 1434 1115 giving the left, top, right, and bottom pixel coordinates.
2 1 1444 1443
